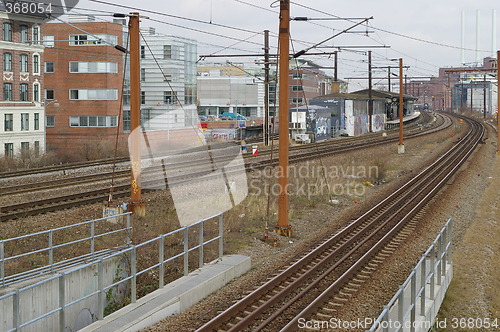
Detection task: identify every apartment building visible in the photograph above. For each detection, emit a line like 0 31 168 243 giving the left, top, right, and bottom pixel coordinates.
0 11 45 157
42 16 126 154
122 27 198 132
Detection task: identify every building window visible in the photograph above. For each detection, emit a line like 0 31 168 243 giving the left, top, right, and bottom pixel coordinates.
46 115 55 127
164 91 176 104
141 91 145 104
45 89 54 100
34 141 40 157
69 89 118 100
4 114 13 131
45 62 54 73
33 26 40 44
21 113 29 130
140 46 145 59
69 61 118 73
292 85 303 91
69 116 118 127
2 23 12 42
20 83 28 101
19 25 29 43
141 68 146 81
69 34 117 46
292 73 303 79
33 83 40 102
3 83 13 101
34 113 39 130
20 54 28 72
3 52 12 72
292 98 304 104
21 142 29 153
43 35 54 47
163 45 171 59
4 143 14 157
33 54 40 74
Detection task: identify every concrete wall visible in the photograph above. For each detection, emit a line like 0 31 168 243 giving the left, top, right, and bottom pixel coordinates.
0 256 126 332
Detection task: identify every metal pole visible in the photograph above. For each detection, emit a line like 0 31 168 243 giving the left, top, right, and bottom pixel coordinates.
184 227 189 276
128 12 145 216
0 241 4 287
483 74 487 119
334 51 338 82
368 51 373 132
264 30 270 146
131 246 137 303
97 260 104 320
159 235 164 288
398 58 405 154
498 50 500 153
199 221 204 268
218 214 223 258
388 67 391 92
49 230 54 272
276 0 292 236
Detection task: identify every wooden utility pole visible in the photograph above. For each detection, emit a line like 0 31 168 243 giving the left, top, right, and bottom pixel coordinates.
388 67 391 92
128 12 145 216
264 30 270 146
276 0 292 237
368 51 373 132
398 58 405 154
333 51 338 82
483 74 487 119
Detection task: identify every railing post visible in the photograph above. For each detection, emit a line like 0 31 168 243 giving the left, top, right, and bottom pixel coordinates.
437 236 442 286
199 221 204 269
91 221 95 261
126 213 132 246
0 240 4 287
219 214 223 258
410 270 417 332
430 244 435 300
447 219 453 264
49 230 54 272
59 273 66 332
420 257 426 316
97 260 104 320
184 227 188 276
382 306 390 332
159 235 164 289
13 290 20 330
441 228 447 277
131 246 137 303
397 286 404 326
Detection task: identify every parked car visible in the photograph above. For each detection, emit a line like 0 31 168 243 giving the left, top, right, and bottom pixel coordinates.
220 112 246 120
198 115 208 121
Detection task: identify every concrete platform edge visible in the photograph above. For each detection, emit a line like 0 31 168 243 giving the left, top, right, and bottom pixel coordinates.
80 254 251 332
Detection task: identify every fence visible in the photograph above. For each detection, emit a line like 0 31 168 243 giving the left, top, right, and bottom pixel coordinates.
0 213 132 287
368 218 453 332
0 213 223 332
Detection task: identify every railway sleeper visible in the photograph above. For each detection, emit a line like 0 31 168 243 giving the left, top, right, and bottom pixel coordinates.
339 290 354 297
327 301 344 307
334 296 349 302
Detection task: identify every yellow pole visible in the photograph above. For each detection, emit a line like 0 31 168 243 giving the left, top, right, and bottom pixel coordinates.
276 0 292 237
398 58 405 154
128 13 145 216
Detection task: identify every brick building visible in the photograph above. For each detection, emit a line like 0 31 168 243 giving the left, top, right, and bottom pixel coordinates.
42 17 126 156
0 11 45 157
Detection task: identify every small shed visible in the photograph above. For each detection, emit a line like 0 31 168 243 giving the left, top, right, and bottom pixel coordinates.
289 105 331 143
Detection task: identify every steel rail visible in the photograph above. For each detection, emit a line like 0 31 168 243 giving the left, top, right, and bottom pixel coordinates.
194 116 483 331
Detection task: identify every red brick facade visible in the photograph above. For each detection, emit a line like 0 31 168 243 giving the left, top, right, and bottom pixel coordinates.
43 21 127 155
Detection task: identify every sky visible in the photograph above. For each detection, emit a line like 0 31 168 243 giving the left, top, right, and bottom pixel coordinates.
68 0 498 91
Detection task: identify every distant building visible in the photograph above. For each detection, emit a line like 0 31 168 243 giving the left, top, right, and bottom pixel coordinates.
0 11 45 157
197 76 264 119
43 16 126 155
122 27 198 132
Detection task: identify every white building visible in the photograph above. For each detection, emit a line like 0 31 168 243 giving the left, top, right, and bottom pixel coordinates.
1 11 45 157
123 27 198 131
197 75 264 119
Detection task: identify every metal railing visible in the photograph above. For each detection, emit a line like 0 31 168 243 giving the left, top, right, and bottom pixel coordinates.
368 218 453 332
0 212 132 287
0 213 223 332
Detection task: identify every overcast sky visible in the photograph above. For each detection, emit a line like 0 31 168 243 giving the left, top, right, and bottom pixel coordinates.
72 0 498 91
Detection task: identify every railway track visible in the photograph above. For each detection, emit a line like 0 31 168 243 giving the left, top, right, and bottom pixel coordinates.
0 112 449 222
194 115 484 331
